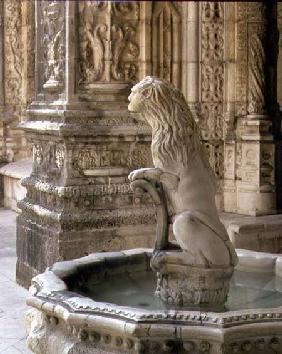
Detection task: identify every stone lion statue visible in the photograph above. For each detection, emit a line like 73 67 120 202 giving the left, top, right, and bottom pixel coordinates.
128 76 238 269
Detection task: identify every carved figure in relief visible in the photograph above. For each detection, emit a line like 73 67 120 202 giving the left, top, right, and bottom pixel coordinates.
128 77 238 269
79 1 106 82
42 1 64 88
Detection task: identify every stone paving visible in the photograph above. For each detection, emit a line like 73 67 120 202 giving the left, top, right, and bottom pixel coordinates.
0 208 31 354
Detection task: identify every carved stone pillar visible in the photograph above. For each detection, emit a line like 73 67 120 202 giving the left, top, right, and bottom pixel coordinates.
182 2 200 121
276 3 282 211
199 2 225 210
0 1 3 111
223 2 237 212
236 2 277 215
0 0 3 204
278 3 282 106
17 1 155 287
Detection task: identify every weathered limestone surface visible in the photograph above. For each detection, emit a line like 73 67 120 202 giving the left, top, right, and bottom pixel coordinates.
26 248 282 354
16 1 157 287
0 0 35 209
0 0 35 163
128 77 238 307
7 1 282 286
0 158 32 211
222 212 282 253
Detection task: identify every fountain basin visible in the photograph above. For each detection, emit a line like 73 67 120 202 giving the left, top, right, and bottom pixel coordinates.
26 248 282 354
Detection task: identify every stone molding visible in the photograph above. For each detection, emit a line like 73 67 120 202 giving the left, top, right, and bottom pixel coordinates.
26 248 282 354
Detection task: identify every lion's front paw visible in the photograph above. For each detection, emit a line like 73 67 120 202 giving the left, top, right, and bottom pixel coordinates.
128 169 145 182
128 168 162 182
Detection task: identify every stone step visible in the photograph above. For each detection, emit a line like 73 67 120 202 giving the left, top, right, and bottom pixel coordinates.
0 158 32 212
221 212 282 253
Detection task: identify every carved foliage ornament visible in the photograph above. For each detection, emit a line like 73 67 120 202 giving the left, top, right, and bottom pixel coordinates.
200 2 224 141
4 0 22 105
78 1 139 84
42 1 65 91
235 2 248 117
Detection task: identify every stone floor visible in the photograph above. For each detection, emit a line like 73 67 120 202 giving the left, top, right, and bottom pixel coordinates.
0 208 31 354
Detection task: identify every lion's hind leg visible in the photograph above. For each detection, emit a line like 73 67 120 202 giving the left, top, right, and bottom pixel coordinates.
172 211 231 267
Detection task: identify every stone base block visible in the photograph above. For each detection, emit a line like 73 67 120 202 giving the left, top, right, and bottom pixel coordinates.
151 250 233 307
0 158 32 211
17 210 155 288
221 212 282 253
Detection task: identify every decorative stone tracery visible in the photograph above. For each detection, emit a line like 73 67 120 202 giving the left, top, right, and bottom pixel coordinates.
78 1 140 86
151 2 181 88
41 1 65 92
247 4 267 116
4 0 23 107
200 1 224 140
11 1 282 286
16 1 154 287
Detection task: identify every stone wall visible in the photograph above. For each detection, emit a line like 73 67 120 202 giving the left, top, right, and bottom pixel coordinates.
1 1 281 215
0 0 35 163
0 1 279 286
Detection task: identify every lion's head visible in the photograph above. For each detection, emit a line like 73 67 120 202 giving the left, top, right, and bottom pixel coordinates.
128 77 213 177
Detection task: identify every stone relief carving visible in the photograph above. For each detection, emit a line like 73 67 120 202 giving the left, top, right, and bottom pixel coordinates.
55 145 65 170
247 23 266 115
111 23 139 81
78 2 106 83
73 148 126 173
200 1 224 140
151 2 181 88
236 3 268 117
33 144 43 166
248 25 265 114
73 145 152 175
4 0 22 106
204 142 224 180
199 2 224 198
26 309 48 354
201 103 223 140
128 145 153 170
42 1 65 92
247 2 266 22
260 145 275 185
78 1 139 85
32 141 65 176
224 145 235 180
235 2 248 117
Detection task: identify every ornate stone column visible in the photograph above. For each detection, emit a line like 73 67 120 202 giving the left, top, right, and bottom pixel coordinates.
17 1 155 287
199 2 225 210
182 2 200 121
0 0 4 112
0 0 4 204
223 2 237 212
276 3 282 211
236 2 277 215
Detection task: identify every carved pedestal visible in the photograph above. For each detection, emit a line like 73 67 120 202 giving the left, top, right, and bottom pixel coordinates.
16 1 156 287
17 109 155 287
151 250 233 307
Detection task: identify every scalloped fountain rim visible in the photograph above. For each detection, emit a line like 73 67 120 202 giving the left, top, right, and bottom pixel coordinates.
27 248 282 334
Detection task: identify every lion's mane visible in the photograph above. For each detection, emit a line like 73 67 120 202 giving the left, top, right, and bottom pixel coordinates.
132 77 215 181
